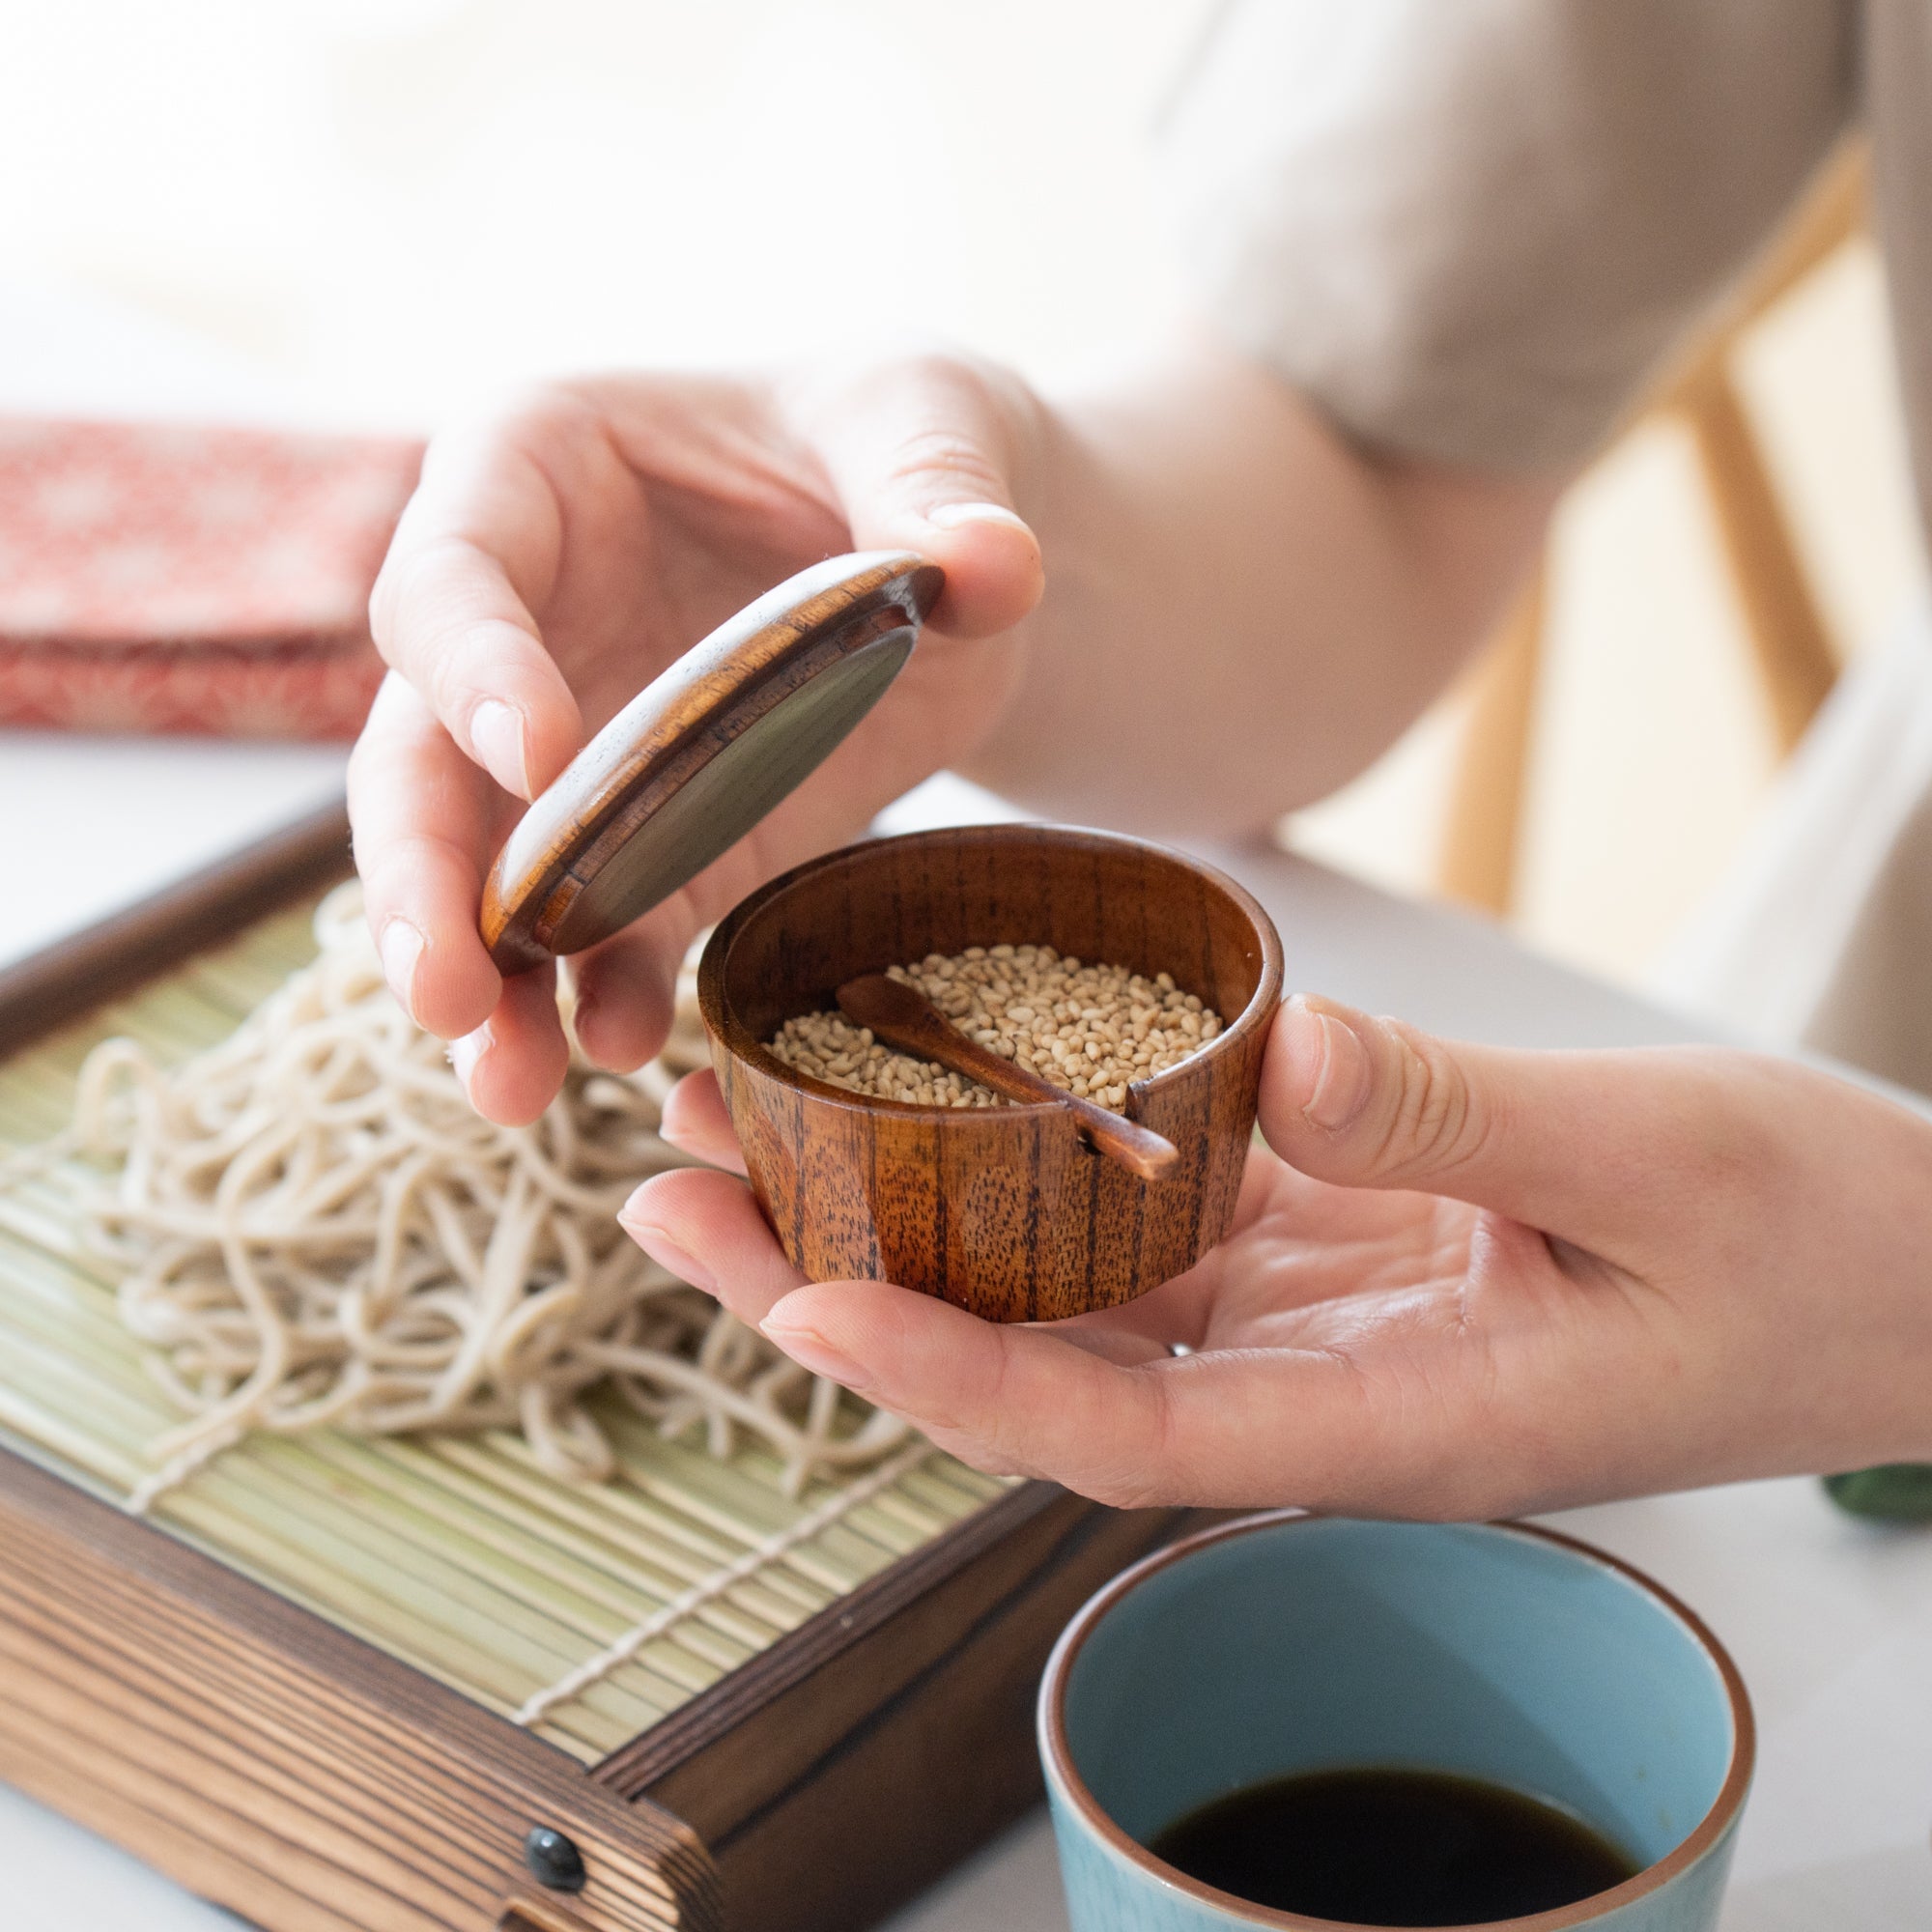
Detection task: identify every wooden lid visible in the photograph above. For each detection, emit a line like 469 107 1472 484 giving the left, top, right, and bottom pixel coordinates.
481 552 943 975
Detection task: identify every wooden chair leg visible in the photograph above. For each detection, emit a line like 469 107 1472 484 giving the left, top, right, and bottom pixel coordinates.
1436 568 1547 916
1676 364 1839 753
1429 142 1860 924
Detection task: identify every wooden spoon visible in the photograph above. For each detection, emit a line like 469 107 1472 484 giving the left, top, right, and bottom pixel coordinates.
834 973 1180 1182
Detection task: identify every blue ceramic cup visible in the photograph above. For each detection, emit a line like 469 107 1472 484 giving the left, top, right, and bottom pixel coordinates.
1038 1515 1753 1930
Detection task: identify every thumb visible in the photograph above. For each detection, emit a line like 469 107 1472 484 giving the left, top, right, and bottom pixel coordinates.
789 352 1045 639
1259 994 1720 1255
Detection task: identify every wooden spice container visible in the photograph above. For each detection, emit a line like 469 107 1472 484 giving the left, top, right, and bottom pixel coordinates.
697 823 1285 1321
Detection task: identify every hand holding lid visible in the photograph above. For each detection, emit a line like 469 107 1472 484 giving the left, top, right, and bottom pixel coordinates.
482 553 943 976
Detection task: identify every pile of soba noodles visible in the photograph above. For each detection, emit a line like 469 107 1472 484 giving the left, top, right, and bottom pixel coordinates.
66 884 905 1507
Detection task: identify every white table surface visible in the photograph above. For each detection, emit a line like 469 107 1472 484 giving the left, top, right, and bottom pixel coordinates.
4 283 1930 1930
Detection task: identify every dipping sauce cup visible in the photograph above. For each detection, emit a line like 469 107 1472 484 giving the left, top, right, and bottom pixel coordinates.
1039 1514 1754 1931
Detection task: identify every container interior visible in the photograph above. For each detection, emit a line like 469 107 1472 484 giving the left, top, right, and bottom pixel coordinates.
715 826 1273 1066
1059 1519 1739 1872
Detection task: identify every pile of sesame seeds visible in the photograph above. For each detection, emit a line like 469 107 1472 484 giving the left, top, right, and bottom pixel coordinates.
764 944 1224 1112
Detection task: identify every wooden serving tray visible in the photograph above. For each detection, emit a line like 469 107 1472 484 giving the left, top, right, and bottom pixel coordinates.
0 803 1187 1932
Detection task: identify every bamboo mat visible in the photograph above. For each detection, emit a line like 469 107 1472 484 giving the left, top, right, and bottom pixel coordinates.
0 903 1006 1762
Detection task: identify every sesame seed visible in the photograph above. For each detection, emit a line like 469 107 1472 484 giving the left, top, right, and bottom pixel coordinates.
763 949 1226 1113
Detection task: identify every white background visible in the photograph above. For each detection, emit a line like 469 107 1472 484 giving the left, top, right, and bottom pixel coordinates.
3 0 1928 980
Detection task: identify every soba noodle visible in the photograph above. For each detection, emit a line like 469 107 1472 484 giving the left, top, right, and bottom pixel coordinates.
58 884 906 1506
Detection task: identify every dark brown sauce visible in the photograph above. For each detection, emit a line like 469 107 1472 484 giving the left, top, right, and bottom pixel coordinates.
1146 1767 1639 1926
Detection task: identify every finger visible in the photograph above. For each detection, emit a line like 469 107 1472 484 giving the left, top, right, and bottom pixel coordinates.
567 916 690 1072
620 1166 800 1317
636 1081 1185 1349
626 1159 1471 1509
757 1280 1399 1507
1044 1265 1218 1363
762 1282 1158 1487
448 965 570 1126
370 413 586 799
657 1071 748 1176
348 672 502 1037
1035 1311 1192 1369
791 354 1045 639
1259 994 1747 1255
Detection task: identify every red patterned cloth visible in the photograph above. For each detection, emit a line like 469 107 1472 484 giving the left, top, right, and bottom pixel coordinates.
0 418 423 738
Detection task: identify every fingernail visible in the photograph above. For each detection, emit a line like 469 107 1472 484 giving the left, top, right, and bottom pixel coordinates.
448 1022 492 1089
761 1307 868 1389
623 1216 718 1294
469 699 530 796
1285 997 1373 1132
379 919 424 1020
926 500 1031 535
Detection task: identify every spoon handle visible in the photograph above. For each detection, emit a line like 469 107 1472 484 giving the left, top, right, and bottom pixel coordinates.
835 976 1180 1182
1037 1083 1180 1183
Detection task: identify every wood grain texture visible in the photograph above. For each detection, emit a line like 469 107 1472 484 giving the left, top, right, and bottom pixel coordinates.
482 554 943 976
0 1442 719 1932
698 825 1284 1321
607 1486 1198 1932
1676 363 1840 753
1441 144 1865 921
499 1901 628 1932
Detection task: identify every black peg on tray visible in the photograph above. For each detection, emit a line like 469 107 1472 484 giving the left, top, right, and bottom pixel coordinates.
524 1824 587 1891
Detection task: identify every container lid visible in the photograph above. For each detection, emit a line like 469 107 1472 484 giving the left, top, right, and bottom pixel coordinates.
480 551 943 975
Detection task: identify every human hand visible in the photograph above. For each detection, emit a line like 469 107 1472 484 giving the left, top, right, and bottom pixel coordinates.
348 355 1044 1124
622 996 1932 1518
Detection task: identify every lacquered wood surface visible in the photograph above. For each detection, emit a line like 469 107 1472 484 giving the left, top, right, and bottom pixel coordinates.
610 1484 1197 1932
0 1442 717 1932
698 825 1285 1322
481 554 943 975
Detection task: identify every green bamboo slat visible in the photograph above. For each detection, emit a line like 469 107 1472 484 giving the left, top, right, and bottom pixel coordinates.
0 1321 181 1446
901 1461 1011 1514
0 893 1006 1760
570 1423 903 1595
249 1436 751 1684
290 1443 793 1730
420 1435 836 1626
156 1449 690 1746
299 1434 794 1646
328 1434 822 1643
0 1387 143 1491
